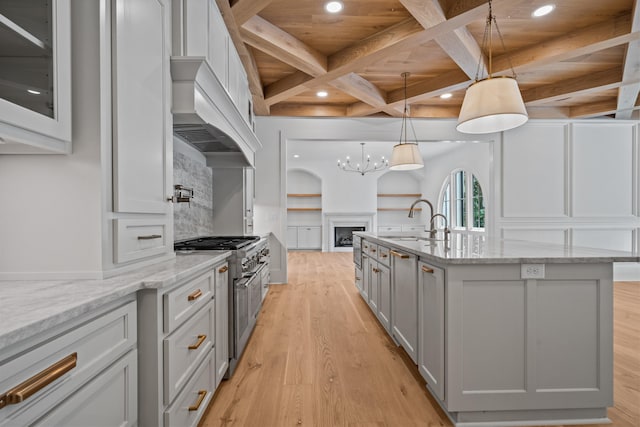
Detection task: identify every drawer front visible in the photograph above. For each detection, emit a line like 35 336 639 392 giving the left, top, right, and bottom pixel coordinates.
32 350 137 427
164 350 215 427
401 224 424 232
164 302 214 404
164 270 214 333
114 218 168 263
377 245 390 265
0 300 136 426
362 241 377 257
378 225 401 233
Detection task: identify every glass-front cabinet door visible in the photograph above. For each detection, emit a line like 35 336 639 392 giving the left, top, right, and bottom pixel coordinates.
0 0 71 153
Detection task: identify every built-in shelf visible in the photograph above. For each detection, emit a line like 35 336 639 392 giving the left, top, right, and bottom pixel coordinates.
287 193 322 197
377 208 422 212
377 193 422 198
287 208 322 211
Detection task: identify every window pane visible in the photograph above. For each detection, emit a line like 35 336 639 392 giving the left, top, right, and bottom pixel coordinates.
455 171 466 227
441 183 450 229
472 175 485 228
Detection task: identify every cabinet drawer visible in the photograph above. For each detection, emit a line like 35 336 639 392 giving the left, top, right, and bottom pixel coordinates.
377 245 390 265
0 300 136 426
164 350 215 427
32 350 137 427
378 225 401 233
401 224 424 232
355 266 363 291
114 218 168 263
164 302 214 404
164 270 214 333
362 241 377 257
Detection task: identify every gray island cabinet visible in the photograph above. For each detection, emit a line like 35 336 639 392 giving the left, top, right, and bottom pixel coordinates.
354 231 639 427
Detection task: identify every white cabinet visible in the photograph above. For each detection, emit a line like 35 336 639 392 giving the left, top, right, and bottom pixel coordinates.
418 261 445 402
112 0 170 215
361 255 371 302
0 0 72 154
212 167 255 235
0 298 137 426
138 258 229 427
214 262 229 387
391 248 418 363
287 226 322 249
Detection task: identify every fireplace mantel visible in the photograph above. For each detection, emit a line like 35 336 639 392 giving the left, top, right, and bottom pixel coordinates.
323 212 375 252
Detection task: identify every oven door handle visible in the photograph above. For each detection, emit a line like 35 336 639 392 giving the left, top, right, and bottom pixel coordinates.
235 278 250 289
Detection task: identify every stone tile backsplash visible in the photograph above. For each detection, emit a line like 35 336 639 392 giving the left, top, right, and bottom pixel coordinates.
173 151 214 240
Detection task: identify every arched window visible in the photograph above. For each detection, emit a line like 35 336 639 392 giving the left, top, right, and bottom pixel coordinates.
439 170 485 231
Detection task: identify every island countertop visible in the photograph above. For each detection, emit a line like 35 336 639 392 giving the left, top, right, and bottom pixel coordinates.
355 231 640 265
0 251 230 350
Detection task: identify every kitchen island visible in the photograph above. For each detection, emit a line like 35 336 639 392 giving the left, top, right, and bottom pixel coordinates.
354 231 639 427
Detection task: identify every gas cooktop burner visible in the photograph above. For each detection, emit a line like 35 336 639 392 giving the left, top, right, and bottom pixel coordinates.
174 236 260 251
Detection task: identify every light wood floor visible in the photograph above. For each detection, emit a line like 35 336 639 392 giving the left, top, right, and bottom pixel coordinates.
201 252 640 427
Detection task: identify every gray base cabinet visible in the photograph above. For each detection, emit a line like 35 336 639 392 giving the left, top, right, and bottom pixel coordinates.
391 249 418 363
418 261 445 402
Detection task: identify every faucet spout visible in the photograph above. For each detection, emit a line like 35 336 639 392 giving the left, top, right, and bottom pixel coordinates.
408 198 436 237
430 213 450 242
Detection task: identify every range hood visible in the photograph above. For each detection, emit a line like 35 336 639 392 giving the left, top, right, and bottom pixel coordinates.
171 57 261 168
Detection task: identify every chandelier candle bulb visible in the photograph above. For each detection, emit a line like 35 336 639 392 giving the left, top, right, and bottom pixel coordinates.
337 142 389 176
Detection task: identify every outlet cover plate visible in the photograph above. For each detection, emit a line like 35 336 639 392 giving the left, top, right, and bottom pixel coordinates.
521 263 545 279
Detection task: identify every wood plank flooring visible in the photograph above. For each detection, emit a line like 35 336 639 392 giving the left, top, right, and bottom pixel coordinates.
200 252 640 427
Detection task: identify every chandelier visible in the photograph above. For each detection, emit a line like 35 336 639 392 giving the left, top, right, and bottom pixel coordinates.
390 72 424 171
456 0 528 134
337 143 389 176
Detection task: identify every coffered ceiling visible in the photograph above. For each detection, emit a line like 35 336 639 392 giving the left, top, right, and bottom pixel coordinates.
217 0 640 120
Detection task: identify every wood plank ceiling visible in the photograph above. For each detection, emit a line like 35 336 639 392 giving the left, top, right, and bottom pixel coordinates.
217 0 640 120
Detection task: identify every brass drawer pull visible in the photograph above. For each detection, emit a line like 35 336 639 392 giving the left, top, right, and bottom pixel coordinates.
137 234 162 240
356 277 361 280
371 248 377 252
218 265 228 273
188 289 202 301
390 250 410 259
372 268 380 273
422 266 434 274
188 335 207 350
381 254 388 258
0 353 77 409
188 390 208 411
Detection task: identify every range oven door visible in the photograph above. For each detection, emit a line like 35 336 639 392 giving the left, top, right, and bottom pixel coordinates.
234 274 258 360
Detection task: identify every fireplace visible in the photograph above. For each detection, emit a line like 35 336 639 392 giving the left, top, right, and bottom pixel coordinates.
334 226 365 247
323 212 375 252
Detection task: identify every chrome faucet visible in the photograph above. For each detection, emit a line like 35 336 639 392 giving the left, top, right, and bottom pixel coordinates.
430 213 450 242
408 199 436 238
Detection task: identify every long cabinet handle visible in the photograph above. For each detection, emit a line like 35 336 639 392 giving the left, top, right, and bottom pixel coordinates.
218 265 228 273
421 265 434 274
188 335 207 350
0 353 77 409
390 250 410 259
188 390 208 411
137 234 162 240
188 289 202 301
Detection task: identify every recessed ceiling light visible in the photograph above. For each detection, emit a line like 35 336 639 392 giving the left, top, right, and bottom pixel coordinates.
532 4 555 17
440 93 453 99
293 154 300 158
317 90 328 98
325 1 343 13
27 89 41 95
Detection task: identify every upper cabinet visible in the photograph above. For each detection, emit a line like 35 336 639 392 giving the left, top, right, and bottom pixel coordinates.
0 0 72 153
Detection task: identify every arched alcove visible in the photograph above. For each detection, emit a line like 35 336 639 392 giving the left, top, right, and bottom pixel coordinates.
376 171 426 233
286 169 322 250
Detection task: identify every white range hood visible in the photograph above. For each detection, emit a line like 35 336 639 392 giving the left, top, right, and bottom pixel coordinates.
171 57 261 168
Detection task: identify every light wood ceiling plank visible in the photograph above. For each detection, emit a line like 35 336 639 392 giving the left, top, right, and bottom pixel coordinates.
329 73 402 116
616 0 640 119
241 15 328 77
270 103 347 117
570 100 619 118
399 0 486 78
264 71 315 104
492 12 640 73
410 105 460 118
231 0 274 26
522 67 624 105
214 0 269 115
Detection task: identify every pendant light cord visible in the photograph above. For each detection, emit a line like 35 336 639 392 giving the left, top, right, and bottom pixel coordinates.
474 0 517 82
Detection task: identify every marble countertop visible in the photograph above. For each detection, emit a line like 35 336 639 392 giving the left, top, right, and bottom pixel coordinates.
0 251 230 350
356 232 640 265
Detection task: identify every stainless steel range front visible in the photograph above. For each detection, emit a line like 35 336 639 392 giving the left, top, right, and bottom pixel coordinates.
174 236 269 377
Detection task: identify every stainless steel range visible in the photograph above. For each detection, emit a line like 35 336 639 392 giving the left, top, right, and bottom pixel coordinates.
174 236 269 376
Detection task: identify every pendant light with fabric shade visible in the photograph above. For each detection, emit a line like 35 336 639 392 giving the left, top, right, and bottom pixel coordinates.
456 0 528 134
390 72 424 171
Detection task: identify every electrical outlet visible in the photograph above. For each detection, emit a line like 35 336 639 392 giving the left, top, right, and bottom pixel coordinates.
521 263 545 279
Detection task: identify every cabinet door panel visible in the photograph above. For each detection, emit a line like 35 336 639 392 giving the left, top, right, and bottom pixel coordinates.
378 264 391 332
209 0 228 87
418 262 445 401
392 251 418 363
112 0 168 213
369 261 379 313
215 262 229 386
